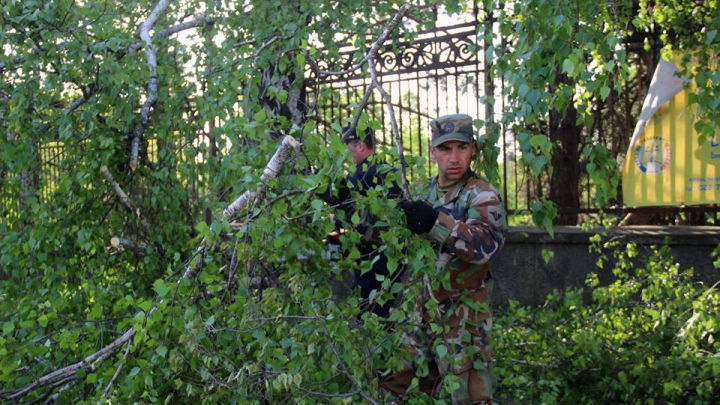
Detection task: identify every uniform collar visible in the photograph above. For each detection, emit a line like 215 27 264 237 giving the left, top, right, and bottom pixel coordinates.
427 171 476 205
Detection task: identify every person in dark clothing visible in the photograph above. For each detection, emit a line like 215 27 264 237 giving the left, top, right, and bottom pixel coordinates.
320 125 404 318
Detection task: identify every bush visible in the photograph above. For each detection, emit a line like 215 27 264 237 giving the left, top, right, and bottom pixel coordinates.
494 241 720 404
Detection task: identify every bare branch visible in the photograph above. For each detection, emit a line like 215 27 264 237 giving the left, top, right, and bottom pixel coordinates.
100 166 149 228
100 339 132 398
367 56 411 198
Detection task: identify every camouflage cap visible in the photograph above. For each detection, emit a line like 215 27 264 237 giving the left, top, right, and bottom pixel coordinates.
430 114 474 147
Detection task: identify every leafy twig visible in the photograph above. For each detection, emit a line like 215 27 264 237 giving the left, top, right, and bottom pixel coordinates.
310 302 379 405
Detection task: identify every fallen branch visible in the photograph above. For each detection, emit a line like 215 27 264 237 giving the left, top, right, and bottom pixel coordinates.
4 328 135 401
4 243 207 401
223 135 301 219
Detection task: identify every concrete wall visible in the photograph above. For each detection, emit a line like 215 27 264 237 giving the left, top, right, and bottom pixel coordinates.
492 226 720 306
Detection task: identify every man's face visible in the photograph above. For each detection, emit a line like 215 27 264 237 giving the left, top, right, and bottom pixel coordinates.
346 140 366 164
431 140 475 186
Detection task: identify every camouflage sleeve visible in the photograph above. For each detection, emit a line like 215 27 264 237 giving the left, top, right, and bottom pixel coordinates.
427 186 507 264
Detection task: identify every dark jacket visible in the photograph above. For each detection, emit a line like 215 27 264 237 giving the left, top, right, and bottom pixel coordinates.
323 155 404 317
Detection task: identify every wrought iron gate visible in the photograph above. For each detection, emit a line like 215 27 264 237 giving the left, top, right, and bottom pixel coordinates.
305 14 489 180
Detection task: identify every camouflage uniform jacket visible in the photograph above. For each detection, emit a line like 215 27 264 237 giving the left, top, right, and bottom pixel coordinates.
423 171 507 298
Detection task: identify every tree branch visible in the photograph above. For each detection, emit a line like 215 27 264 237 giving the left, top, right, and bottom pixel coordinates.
223 135 301 219
129 0 173 170
100 166 149 228
4 239 209 401
100 339 132 398
63 84 97 115
126 15 217 55
4 328 135 401
110 236 152 253
309 4 408 78
367 55 411 198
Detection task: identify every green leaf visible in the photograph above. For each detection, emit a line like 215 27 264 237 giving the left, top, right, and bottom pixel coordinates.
644 309 660 320
436 344 448 358
600 86 611 100
562 58 575 76
3 321 15 335
128 367 140 378
254 109 267 122
153 279 169 298
706 30 717 45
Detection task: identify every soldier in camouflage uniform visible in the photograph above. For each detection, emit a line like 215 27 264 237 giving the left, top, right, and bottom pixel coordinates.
382 114 507 404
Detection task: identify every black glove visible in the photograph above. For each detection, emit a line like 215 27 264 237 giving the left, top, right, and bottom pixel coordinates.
400 200 439 234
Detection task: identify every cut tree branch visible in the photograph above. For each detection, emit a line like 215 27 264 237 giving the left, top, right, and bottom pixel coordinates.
223 135 301 219
110 236 152 253
4 328 135 401
3 241 208 401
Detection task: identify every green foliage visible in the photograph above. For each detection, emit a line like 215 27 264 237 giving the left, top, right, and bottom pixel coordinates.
494 241 720 404
2 0 719 403
489 0 719 219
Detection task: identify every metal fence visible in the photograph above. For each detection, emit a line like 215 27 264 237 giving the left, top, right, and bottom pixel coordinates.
305 13 524 207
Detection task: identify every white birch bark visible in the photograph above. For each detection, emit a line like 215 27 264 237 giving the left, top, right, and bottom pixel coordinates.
129 0 173 170
223 135 300 219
